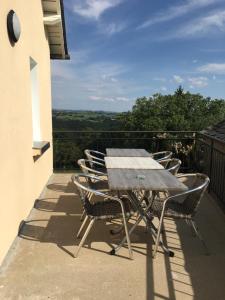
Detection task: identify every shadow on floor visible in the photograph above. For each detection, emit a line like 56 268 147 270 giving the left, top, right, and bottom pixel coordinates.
34 195 81 215
47 180 76 193
16 178 225 300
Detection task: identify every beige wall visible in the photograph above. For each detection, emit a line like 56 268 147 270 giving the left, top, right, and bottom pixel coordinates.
0 1 53 264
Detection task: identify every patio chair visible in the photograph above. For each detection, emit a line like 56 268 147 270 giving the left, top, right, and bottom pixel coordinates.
77 158 108 191
77 159 109 221
84 149 106 164
150 173 210 258
150 158 182 202
151 151 172 162
72 173 134 259
159 158 182 175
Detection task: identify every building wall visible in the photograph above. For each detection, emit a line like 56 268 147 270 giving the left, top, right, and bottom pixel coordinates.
0 0 53 264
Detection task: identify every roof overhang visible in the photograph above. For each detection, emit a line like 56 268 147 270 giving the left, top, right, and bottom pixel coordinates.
42 0 70 60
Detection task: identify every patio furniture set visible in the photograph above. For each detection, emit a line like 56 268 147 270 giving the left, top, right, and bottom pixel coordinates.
72 148 210 259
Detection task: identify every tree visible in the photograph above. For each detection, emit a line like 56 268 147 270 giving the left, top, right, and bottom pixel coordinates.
119 88 225 131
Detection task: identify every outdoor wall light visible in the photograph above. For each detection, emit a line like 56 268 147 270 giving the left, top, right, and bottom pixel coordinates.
7 10 21 43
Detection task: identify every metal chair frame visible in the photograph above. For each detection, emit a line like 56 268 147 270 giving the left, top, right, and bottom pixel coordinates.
77 159 107 176
72 173 133 259
159 158 182 175
77 159 108 221
152 173 210 258
84 149 106 163
151 151 173 162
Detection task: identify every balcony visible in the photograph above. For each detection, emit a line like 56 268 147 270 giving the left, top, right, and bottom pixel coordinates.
0 131 225 299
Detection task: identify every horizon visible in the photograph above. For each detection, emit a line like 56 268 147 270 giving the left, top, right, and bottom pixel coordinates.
52 0 225 112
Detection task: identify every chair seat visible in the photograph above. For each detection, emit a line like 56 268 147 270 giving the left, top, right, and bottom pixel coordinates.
151 199 192 219
89 180 109 191
90 197 134 220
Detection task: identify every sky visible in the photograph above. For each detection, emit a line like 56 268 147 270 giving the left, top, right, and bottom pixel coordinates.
51 0 225 112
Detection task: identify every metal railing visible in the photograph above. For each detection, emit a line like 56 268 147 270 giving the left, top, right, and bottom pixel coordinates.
195 133 225 205
53 131 196 170
53 130 225 206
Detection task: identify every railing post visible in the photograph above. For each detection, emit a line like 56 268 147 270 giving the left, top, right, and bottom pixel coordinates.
208 138 214 193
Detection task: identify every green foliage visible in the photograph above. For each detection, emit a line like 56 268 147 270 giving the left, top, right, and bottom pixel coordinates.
52 89 225 170
53 110 121 131
119 87 225 131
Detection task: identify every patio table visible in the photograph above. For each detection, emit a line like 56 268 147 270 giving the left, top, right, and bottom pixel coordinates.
105 150 188 257
106 148 151 157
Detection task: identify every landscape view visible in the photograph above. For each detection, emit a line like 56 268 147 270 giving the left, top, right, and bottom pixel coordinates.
52 0 225 172
53 87 225 170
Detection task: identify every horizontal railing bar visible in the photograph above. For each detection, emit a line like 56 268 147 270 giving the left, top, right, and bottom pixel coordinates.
53 130 197 134
197 132 225 145
54 137 195 140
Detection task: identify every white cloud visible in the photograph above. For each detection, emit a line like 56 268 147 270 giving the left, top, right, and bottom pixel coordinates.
173 75 184 84
138 0 221 29
73 0 123 20
101 74 118 82
197 63 225 74
111 77 118 82
176 10 225 37
89 95 130 102
100 22 127 35
89 95 102 101
160 86 167 92
153 77 167 82
51 50 90 80
188 76 208 88
116 96 130 102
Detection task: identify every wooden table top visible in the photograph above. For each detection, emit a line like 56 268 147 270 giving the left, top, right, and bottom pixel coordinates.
107 169 187 191
106 148 151 157
105 156 164 170
105 152 187 192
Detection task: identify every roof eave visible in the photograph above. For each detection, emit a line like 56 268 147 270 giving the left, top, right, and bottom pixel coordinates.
58 0 69 60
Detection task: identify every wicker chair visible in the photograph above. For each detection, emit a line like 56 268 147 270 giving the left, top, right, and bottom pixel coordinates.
84 149 106 164
150 173 210 258
72 173 134 259
151 151 172 162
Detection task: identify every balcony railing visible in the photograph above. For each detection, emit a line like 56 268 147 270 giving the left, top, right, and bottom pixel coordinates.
195 133 225 206
53 130 225 207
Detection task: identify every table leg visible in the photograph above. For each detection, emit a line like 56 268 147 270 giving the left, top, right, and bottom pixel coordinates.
110 191 174 258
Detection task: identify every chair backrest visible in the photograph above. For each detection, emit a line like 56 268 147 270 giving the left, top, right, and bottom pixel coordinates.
160 158 181 175
171 173 210 217
84 150 105 163
72 174 108 215
152 151 172 162
77 159 106 176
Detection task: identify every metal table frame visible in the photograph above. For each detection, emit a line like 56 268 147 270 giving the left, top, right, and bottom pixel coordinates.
110 190 174 257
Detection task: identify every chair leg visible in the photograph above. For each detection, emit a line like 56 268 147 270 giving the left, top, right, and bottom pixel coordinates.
74 218 95 258
112 216 142 255
77 215 89 238
80 209 86 221
190 219 210 255
121 213 133 259
153 211 165 258
80 193 93 222
186 219 196 237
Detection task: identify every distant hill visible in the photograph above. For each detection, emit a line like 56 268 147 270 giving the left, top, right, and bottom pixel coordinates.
52 110 121 131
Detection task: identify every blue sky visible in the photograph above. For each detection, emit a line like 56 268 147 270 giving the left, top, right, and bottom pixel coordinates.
51 0 225 112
